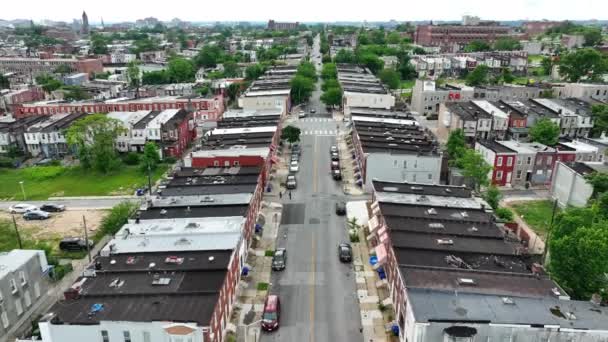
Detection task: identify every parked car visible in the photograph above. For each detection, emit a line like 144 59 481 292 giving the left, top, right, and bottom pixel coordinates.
23 210 50 220
8 203 38 214
310 109 316 114
261 295 281 331
59 237 93 252
332 169 342 181
338 243 353 262
290 153 299 162
330 145 338 154
298 111 306 118
331 161 340 170
286 175 297 189
335 201 346 215
331 152 339 161
292 144 301 153
272 248 287 271
40 203 66 212
289 161 299 173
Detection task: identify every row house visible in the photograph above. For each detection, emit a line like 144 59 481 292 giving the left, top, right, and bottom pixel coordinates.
0 57 103 78
438 101 502 142
410 51 528 78
0 87 45 114
414 24 513 52
13 95 225 124
531 98 595 138
499 99 561 140
0 115 45 156
475 140 518 186
556 83 608 103
365 181 608 342
124 109 194 157
106 111 153 153
239 68 295 115
338 65 395 114
23 112 87 158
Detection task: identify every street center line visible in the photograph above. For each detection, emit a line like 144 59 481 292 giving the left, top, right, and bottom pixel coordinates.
309 231 316 342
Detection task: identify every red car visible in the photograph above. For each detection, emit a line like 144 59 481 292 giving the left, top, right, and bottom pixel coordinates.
261 295 281 331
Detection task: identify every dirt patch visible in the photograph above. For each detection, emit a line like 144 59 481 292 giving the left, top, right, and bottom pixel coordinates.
0 209 107 242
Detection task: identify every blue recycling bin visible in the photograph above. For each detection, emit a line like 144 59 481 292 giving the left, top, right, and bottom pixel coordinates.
391 324 400 336
369 256 378 266
242 266 250 276
377 266 386 280
255 224 263 234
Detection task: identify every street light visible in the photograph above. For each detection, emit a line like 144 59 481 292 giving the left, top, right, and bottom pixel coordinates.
18 181 26 200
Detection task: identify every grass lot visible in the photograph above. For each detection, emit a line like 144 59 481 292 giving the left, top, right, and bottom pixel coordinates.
0 164 168 200
400 79 415 89
511 200 559 238
528 54 545 64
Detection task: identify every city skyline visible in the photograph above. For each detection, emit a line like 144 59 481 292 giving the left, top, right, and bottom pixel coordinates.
0 0 606 23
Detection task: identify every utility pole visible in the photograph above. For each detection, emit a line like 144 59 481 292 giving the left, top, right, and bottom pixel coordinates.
147 162 153 195
12 214 23 249
19 181 26 200
83 215 91 263
542 199 559 265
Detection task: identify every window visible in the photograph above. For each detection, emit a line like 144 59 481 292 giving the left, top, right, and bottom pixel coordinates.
526 156 532 165
496 171 503 180
101 330 109 342
34 282 40 298
403 161 407 168
23 290 31 307
224 161 230 167
393 160 398 168
517 158 522 165
143 331 151 342
536 169 543 175
496 157 503 166
15 298 23 315
123 331 131 342
213 161 219 167
507 157 513 166
412 174 416 182
547 156 552 164
0 306 8 329
536 157 542 165
19 271 27 285
547 169 553 179
516 170 522 179
9 279 17 294
428 173 432 180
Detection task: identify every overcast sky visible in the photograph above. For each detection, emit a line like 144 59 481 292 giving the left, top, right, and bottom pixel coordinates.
1 0 605 23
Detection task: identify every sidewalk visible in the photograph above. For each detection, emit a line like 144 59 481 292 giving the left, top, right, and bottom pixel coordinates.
337 125 364 196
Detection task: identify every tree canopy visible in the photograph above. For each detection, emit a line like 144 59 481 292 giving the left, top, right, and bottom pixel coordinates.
378 68 400 89
529 118 560 146
456 148 492 191
558 48 608 82
140 142 161 172
585 172 608 198
320 87 343 107
334 49 357 64
591 104 608 137
167 58 195 83
464 40 491 52
281 125 301 144
290 75 315 104
493 38 522 51
127 61 141 89
466 65 489 86
321 63 337 80
446 129 467 160
245 64 266 81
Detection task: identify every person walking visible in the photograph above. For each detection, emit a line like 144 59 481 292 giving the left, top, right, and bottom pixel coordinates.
279 191 283 199
289 191 292 200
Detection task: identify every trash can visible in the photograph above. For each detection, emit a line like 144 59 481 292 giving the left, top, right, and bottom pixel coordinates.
242 266 250 276
369 256 378 266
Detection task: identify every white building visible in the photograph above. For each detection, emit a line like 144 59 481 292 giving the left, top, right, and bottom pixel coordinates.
106 111 151 152
550 161 604 208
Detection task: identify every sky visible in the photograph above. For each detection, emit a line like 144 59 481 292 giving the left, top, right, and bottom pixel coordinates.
1 0 605 23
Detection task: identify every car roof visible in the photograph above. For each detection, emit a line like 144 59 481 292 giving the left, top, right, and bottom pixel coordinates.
265 295 279 310
339 243 351 248
275 249 285 255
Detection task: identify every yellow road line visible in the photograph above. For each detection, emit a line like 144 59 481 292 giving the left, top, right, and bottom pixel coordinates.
309 231 316 342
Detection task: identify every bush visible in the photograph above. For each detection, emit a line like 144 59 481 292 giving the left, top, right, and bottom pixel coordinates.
257 282 269 291
163 156 177 164
20 165 65 181
123 152 140 165
349 233 360 243
495 207 514 222
264 249 275 257
0 156 15 168
51 263 73 281
98 201 138 237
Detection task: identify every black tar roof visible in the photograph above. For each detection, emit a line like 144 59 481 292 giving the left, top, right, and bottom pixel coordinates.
379 202 493 223
138 204 249 220
173 166 261 177
162 109 189 129
26 112 87 133
218 117 280 128
373 181 471 198
94 250 233 273
399 266 559 298
349 107 414 119
390 231 516 255
133 110 161 129
445 102 492 121
478 140 517 154
566 162 596 176
159 183 257 197
383 216 503 239
0 115 46 133
167 173 259 187
394 248 531 273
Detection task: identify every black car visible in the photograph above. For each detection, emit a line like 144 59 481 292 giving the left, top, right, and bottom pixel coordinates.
335 201 346 215
272 248 287 271
338 243 353 262
332 169 342 181
331 152 339 161
330 145 338 154
59 237 93 252
23 210 50 220
40 203 66 212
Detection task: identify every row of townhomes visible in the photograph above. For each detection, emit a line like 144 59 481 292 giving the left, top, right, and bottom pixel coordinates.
367 180 608 342
38 108 283 342
409 51 529 78
238 65 296 115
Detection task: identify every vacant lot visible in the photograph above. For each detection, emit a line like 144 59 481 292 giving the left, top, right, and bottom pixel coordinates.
510 200 559 238
0 209 106 254
0 164 168 200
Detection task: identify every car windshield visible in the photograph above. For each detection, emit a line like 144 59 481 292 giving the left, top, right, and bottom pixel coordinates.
263 312 277 321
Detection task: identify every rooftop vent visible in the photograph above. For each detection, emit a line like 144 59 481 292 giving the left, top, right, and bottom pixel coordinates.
411 186 424 191
437 238 454 245
429 223 445 229
160 209 168 215
382 186 398 192
208 256 215 262
109 278 124 288
457 278 476 286
151 274 171 286
427 208 438 215
502 297 515 305
461 211 469 218
565 312 577 320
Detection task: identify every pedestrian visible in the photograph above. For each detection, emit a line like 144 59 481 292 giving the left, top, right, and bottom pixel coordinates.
279 191 282 199
289 191 292 200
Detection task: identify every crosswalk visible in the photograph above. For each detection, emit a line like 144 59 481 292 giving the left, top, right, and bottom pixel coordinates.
300 118 334 123
301 130 337 136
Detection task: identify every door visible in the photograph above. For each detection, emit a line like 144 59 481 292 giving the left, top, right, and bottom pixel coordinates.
506 172 512 185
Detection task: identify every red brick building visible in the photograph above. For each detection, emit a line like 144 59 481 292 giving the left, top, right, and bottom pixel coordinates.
0 86 45 114
522 21 564 37
0 57 103 78
414 24 512 52
475 140 517 186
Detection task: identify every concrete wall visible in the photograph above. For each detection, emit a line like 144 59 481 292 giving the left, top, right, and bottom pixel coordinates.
551 162 593 207
365 153 442 188
343 92 395 110
240 95 289 115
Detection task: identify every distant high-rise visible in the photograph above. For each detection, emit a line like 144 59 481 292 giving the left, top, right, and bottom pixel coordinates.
81 11 89 35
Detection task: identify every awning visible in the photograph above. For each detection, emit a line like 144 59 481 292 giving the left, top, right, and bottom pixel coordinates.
375 244 387 265
380 232 389 244
368 215 380 233
270 155 280 164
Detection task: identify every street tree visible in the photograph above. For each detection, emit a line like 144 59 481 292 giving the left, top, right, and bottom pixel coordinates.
66 114 125 174
358 53 384 75
464 40 491 52
585 172 608 198
245 64 266 81
591 104 608 137
558 48 608 82
466 65 489 86
529 118 560 146
127 61 141 89
296 62 317 81
378 68 400 89
290 75 314 104
483 185 502 209
167 58 195 82
549 223 608 300
457 149 492 191
334 49 357 64
321 63 337 80
321 87 343 108
281 125 301 144
446 129 467 160
321 78 340 92
140 142 161 172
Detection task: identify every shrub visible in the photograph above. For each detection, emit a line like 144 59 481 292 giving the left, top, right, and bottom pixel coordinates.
21 165 65 181
98 201 138 237
163 156 177 164
495 207 514 222
349 233 360 243
0 156 15 168
264 249 275 257
257 282 269 291
123 152 140 165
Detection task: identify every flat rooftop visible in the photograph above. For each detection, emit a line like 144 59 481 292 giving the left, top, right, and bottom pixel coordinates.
150 193 253 207
138 204 249 220
373 181 471 198
375 192 485 210
383 216 503 239
188 147 270 161
172 166 261 178
379 202 493 223
158 182 258 197
390 230 516 255
0 250 46 279
477 140 517 154
446 102 492 121
166 173 259 187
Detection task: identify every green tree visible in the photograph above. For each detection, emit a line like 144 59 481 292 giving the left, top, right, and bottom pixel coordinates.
466 65 489 86
140 142 161 172
131 38 160 54
167 58 195 83
142 70 169 85
378 68 400 89
290 75 314 104
412 47 426 55
91 34 109 55
446 129 467 160
583 27 603 47
591 104 608 137
0 74 9 89
540 56 553 76
358 53 384 74
62 86 91 101
226 82 244 104
585 172 608 198
334 49 357 64
195 46 222 68
558 48 608 82
464 40 491 52
551 206 597 241
296 62 317 81
321 63 337 80
501 68 515 83
386 32 402 44
53 64 72 76
483 185 502 209
457 149 492 191
245 64 266 81
549 223 608 299
321 78 340 92
222 61 240 78
398 56 417 80
321 87 343 108
66 114 125 173
127 61 141 89
281 125 301 144
36 76 62 93
529 118 560 146
493 38 522 51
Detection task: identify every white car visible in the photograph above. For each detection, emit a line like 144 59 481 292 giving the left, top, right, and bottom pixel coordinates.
298 111 306 118
8 203 38 214
289 161 299 173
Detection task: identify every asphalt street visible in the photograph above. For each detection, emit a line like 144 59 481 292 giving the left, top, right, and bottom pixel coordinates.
260 35 363 342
